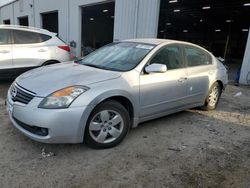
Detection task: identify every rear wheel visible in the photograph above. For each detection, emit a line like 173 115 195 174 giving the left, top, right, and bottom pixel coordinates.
85 100 130 149
203 82 222 110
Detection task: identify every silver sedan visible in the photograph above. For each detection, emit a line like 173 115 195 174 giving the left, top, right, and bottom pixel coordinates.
6 39 228 148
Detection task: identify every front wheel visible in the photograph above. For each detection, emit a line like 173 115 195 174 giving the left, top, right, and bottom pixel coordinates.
84 100 130 149
202 82 222 110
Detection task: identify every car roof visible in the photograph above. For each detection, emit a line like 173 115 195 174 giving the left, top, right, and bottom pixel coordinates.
0 25 55 36
123 38 212 54
123 38 177 45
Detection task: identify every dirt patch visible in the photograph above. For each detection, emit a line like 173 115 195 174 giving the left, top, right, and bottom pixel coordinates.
0 83 250 187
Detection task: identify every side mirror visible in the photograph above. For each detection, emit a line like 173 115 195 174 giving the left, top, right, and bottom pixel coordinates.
145 64 167 73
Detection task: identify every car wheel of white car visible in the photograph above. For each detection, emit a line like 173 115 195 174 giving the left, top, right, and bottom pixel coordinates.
203 82 222 110
85 100 130 149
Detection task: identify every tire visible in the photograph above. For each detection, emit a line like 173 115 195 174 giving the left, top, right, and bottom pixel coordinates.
247 71 250 85
202 82 222 111
84 100 130 149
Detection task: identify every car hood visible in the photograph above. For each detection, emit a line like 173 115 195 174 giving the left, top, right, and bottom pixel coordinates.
16 62 121 97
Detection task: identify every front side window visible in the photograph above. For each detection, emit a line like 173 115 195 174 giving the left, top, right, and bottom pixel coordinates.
0 29 10 45
78 42 155 71
185 46 211 67
13 30 51 44
150 45 184 70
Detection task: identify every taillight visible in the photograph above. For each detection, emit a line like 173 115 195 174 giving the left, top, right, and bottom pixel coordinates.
58 45 70 52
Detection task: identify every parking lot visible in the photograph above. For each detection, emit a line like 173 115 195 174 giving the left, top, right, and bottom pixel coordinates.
0 80 250 187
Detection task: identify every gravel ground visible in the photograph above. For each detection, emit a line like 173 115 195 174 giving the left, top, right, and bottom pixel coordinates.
0 80 250 188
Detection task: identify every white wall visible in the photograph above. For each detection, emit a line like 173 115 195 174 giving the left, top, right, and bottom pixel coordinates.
136 0 160 38
0 0 69 40
0 0 15 7
34 0 69 43
13 0 34 26
114 0 160 40
0 3 14 24
113 0 137 40
0 0 33 25
240 28 250 85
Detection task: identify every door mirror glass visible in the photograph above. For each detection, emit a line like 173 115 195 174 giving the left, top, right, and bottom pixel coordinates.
145 64 167 73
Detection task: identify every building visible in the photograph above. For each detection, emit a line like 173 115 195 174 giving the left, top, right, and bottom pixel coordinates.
0 0 250 84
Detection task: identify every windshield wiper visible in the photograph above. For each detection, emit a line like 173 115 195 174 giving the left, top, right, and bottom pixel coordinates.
82 63 101 69
82 63 120 71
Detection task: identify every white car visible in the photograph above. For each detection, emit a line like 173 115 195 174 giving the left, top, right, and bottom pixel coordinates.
0 25 71 78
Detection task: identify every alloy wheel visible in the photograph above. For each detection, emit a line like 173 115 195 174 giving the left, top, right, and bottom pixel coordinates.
89 110 124 144
208 85 219 106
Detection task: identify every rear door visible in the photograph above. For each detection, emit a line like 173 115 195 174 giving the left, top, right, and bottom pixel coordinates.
184 45 214 105
139 44 188 118
0 29 13 69
12 29 50 68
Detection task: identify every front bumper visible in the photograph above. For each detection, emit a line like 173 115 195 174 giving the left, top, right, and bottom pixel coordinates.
6 89 91 143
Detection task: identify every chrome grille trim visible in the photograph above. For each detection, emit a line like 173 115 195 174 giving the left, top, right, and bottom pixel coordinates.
11 83 36 104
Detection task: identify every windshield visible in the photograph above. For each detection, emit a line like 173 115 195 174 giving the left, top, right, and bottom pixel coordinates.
78 42 155 71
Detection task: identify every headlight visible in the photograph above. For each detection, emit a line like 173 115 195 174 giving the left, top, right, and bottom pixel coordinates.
38 86 89 109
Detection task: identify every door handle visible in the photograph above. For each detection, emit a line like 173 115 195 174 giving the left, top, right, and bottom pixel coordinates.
38 49 46 52
0 50 10 54
178 77 187 83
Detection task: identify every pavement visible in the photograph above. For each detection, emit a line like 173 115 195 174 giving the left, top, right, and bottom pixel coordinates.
0 80 250 188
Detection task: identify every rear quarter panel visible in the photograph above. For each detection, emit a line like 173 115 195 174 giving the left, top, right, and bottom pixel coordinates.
42 37 71 64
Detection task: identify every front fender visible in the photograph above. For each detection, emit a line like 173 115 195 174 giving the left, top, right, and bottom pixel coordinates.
88 89 139 125
76 89 140 142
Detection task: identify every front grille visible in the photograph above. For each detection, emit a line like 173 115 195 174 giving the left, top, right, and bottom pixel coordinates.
11 84 36 104
13 117 48 136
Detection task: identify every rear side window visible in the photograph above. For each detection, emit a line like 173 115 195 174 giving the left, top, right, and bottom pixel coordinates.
13 30 51 44
0 29 11 45
150 45 184 70
185 46 211 67
40 34 52 42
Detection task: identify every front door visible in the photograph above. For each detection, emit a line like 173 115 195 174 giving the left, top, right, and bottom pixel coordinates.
12 29 47 69
139 45 187 118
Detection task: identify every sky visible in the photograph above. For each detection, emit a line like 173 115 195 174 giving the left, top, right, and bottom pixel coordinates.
0 0 14 7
